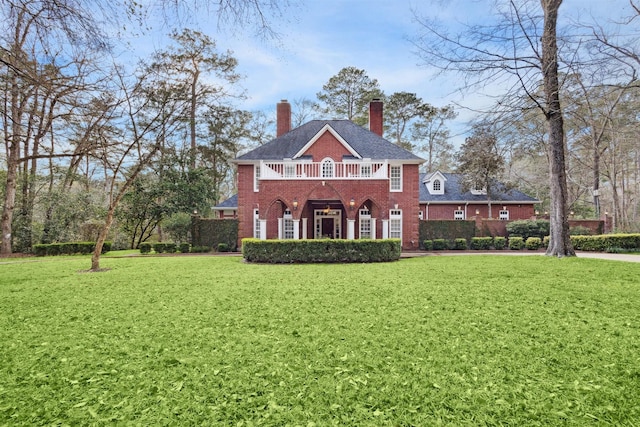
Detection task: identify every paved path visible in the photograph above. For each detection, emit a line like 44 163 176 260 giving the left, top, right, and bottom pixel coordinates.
401 251 640 263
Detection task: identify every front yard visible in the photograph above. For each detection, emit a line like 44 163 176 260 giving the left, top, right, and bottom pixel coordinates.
1 255 639 425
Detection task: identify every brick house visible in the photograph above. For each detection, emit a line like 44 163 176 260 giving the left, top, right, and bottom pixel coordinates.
419 171 539 221
219 99 539 250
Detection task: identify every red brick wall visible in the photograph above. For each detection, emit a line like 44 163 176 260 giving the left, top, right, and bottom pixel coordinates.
236 165 421 249
302 132 351 160
421 203 535 220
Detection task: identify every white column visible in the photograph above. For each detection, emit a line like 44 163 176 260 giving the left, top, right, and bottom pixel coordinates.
382 219 389 239
371 218 377 240
301 218 308 239
259 219 267 240
277 218 283 239
347 219 355 240
293 219 300 240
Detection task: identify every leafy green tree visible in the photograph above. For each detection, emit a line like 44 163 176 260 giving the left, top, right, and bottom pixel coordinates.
384 92 424 151
411 104 457 171
316 66 384 126
455 125 505 218
117 174 169 249
200 105 251 205
163 212 192 245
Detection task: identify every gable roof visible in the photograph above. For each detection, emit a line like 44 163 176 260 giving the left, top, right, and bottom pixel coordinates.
235 120 424 163
419 172 540 204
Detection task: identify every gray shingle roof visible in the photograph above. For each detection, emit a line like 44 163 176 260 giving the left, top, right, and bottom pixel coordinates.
419 173 539 203
214 172 538 209
212 194 238 209
235 120 423 162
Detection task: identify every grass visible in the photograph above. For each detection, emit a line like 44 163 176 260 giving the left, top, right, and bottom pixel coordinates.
1 255 639 425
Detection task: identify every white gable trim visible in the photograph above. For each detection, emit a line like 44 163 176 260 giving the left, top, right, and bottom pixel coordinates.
293 124 361 159
423 170 447 195
422 170 447 184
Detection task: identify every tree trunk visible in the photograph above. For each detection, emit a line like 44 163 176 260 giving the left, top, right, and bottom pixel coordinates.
541 0 575 257
1 161 18 256
91 204 115 271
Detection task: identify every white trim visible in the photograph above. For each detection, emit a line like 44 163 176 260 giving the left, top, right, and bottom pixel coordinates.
254 164 260 192
390 164 402 192
314 209 342 239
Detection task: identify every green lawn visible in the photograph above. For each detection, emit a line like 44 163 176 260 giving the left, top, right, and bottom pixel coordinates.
1 255 639 425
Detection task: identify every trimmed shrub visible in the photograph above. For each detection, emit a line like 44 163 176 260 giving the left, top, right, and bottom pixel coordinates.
432 239 447 250
139 242 152 254
33 241 111 257
453 238 468 250
508 236 524 250
470 237 493 250
191 246 211 253
525 237 542 250
242 238 402 263
506 220 550 240
217 243 230 252
153 243 166 254
422 240 433 251
543 236 550 248
493 236 506 250
570 225 593 236
571 234 640 251
179 243 191 253
164 242 177 253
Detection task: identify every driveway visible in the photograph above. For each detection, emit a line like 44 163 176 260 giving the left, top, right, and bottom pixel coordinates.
402 251 640 263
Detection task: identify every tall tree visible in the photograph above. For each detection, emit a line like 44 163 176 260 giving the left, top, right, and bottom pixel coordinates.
148 28 241 169
0 0 108 256
384 92 424 151
413 0 575 257
316 66 384 126
455 125 505 218
411 104 457 171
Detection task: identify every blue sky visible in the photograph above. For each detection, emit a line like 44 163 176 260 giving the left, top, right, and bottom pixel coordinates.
129 0 633 145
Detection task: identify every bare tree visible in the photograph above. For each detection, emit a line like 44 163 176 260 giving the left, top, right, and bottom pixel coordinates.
413 0 575 257
88 65 187 271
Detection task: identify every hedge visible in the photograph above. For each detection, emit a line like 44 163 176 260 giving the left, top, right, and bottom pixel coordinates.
192 218 238 252
33 241 111 257
242 238 402 263
420 220 475 248
571 234 640 251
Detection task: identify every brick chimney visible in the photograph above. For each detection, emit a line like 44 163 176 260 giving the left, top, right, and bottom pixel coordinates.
369 98 383 136
276 99 291 137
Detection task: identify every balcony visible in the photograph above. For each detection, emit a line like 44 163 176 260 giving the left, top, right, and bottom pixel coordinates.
259 160 388 180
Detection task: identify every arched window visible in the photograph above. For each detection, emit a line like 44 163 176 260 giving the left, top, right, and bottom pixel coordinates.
321 158 334 178
433 179 441 192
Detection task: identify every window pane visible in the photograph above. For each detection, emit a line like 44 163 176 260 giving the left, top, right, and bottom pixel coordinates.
390 165 401 191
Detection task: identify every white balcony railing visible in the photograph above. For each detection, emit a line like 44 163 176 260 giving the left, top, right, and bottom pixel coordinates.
260 161 388 180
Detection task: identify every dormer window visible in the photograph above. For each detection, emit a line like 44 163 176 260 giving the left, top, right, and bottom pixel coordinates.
425 172 446 195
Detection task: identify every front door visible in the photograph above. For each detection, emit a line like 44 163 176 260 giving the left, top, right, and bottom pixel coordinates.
314 209 342 239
